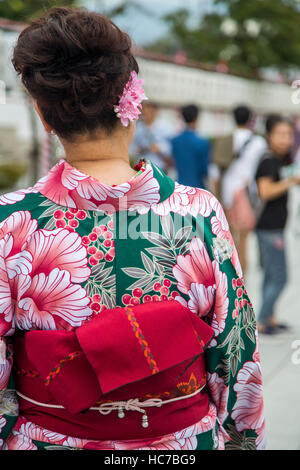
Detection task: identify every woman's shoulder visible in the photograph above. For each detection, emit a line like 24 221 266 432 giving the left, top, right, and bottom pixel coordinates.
153 181 224 222
255 152 278 178
176 182 222 209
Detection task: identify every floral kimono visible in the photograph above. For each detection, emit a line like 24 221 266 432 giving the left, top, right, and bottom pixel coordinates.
0 158 265 450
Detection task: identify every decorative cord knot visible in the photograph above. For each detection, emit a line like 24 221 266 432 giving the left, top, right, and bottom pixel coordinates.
97 397 164 428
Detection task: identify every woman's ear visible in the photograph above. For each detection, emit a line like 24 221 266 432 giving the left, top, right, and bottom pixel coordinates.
34 101 53 134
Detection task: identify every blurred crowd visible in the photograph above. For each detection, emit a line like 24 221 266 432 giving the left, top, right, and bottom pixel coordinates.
130 102 300 336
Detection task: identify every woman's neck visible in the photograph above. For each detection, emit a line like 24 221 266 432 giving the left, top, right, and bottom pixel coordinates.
61 127 137 185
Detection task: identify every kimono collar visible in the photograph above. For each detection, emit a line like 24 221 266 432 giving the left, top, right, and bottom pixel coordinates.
34 158 175 212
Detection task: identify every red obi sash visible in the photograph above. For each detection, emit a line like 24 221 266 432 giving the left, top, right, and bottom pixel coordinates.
14 301 214 440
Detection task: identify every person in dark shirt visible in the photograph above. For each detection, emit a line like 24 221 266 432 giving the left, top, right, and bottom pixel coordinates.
255 115 300 334
171 105 210 189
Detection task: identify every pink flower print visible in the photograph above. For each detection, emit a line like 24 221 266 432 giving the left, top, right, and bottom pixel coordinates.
13 274 38 330
60 161 88 190
36 159 97 209
0 188 37 206
189 188 215 218
210 214 243 278
124 165 160 211
255 422 266 450
231 361 265 433
0 417 6 432
5 432 37 450
0 243 14 325
70 192 99 211
231 248 243 278
62 436 86 448
139 436 198 451
252 329 261 363
107 220 114 230
187 283 215 317
0 211 37 278
173 237 228 333
169 295 186 311
153 185 213 219
76 178 131 202
210 196 229 234
208 197 243 277
26 228 91 283
210 262 229 336
0 354 12 389
34 161 77 208
153 183 196 217
12 269 31 302
33 159 159 211
197 402 218 435
173 237 214 295
17 268 92 330
217 427 226 450
18 421 66 445
207 372 229 425
1 234 32 280
175 403 217 437
0 191 25 206
138 436 198 451
57 159 132 204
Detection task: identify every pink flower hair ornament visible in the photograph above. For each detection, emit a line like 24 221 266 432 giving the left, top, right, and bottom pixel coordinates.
114 71 148 127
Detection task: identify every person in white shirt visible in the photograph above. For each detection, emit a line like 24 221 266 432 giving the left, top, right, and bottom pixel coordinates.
222 106 267 273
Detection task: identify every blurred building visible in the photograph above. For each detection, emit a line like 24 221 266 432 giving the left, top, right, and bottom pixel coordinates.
135 47 300 137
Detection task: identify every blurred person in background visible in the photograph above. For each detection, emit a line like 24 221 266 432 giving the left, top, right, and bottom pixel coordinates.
221 105 267 274
130 101 172 171
170 104 210 189
255 115 300 335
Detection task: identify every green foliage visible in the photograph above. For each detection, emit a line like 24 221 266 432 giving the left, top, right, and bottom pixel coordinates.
0 0 153 25
147 0 300 77
105 0 153 19
0 0 77 22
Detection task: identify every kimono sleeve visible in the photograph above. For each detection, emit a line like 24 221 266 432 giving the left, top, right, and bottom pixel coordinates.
198 195 265 449
0 239 18 448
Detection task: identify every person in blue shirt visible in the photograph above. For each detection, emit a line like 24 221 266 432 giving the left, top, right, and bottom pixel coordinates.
171 105 210 189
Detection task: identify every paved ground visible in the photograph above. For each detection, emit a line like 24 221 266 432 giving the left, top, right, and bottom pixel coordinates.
245 188 300 450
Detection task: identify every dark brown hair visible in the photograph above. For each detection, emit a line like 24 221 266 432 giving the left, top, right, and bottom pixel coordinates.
265 114 292 136
12 7 138 139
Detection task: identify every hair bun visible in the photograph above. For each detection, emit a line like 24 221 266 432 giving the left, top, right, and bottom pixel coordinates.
12 7 139 138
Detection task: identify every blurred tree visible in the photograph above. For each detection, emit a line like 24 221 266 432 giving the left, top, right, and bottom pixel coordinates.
104 0 153 18
0 0 77 22
0 0 151 22
147 0 300 77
